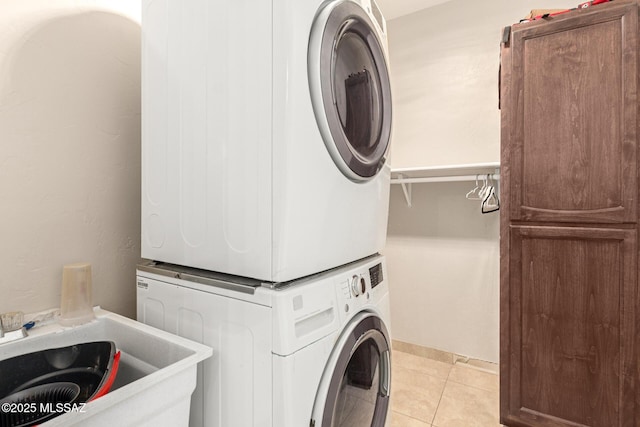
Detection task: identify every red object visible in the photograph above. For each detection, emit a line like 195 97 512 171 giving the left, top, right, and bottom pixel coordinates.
578 0 611 8
527 0 613 22
89 350 121 401
530 9 571 20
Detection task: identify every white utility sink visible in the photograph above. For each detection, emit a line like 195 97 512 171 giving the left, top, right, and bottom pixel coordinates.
0 308 212 426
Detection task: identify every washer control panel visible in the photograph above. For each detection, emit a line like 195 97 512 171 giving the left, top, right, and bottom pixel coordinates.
340 275 367 299
334 257 387 321
339 262 385 300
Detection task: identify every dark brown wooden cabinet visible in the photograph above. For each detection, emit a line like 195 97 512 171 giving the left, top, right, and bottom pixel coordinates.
505 226 637 426
506 2 638 225
500 2 640 426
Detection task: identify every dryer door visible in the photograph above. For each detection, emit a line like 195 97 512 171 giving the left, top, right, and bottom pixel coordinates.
309 0 392 182
311 312 391 427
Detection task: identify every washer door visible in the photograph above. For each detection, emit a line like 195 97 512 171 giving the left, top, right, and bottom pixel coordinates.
309 0 392 182
311 312 391 427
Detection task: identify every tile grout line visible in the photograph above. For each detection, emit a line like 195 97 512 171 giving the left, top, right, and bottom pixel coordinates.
446 377 498 394
429 366 453 426
447 361 499 394
390 364 448 425
393 411 434 426
451 362 499 376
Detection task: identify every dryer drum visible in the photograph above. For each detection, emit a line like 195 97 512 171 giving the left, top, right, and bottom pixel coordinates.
344 69 374 154
310 0 392 181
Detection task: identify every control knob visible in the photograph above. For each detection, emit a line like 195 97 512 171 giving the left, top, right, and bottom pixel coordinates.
350 275 361 297
350 275 367 297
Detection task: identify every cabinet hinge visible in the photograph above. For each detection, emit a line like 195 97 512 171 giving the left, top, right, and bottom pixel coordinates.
501 26 511 46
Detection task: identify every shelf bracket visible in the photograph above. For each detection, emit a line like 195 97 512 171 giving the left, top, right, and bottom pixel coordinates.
398 174 412 207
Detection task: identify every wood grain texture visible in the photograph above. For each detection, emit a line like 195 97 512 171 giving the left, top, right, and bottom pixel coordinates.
508 226 637 427
500 2 640 427
499 35 513 427
509 2 637 224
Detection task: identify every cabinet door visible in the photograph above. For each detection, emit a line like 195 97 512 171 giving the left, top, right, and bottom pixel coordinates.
501 226 637 427
505 3 637 223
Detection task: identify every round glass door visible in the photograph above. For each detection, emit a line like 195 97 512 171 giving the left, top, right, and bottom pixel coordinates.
309 1 392 181
313 313 391 427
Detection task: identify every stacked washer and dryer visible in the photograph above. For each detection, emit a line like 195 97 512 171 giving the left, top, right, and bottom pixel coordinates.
137 0 393 426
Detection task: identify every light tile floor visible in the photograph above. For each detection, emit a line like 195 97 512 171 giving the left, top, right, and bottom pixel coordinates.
389 350 502 427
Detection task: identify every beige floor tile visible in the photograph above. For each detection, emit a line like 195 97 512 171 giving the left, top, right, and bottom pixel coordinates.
432 381 499 427
447 364 499 393
389 410 431 426
392 350 452 380
391 365 446 424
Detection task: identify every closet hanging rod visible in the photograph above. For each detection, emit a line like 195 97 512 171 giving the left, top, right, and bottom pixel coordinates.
391 173 500 207
392 174 500 184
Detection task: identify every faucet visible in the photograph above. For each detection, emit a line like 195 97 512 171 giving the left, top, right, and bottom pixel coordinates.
0 312 27 345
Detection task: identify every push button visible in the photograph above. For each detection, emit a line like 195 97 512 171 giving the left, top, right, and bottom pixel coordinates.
341 281 351 299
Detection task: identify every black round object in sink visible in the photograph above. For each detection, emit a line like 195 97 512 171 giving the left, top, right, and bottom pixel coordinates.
0 341 118 427
10 368 105 402
0 382 80 427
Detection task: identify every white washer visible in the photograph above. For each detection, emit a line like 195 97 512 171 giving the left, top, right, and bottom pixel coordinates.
136 255 392 427
141 0 393 282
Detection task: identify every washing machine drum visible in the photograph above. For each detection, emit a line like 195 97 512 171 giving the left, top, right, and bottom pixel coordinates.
309 0 392 182
311 312 391 427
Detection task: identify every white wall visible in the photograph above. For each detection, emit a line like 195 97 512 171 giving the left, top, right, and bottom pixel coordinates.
386 183 499 361
0 1 141 318
385 0 575 362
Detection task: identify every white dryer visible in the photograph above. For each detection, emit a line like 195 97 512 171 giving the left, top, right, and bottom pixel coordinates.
141 0 393 282
136 255 392 427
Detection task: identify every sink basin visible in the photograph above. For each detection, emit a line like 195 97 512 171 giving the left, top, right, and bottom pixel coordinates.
0 341 118 427
0 308 212 427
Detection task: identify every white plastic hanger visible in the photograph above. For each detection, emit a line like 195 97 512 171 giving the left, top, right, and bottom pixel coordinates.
465 175 483 200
